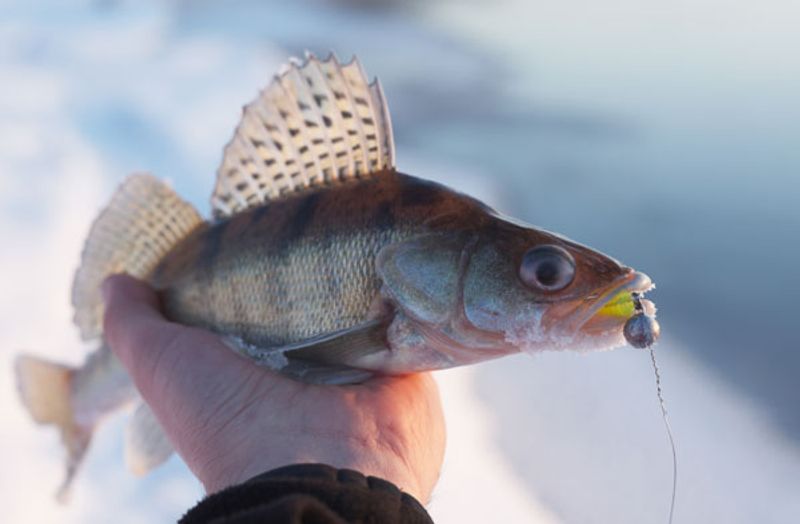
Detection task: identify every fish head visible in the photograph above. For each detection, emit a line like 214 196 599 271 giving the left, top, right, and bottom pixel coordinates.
377 214 655 370
460 215 656 355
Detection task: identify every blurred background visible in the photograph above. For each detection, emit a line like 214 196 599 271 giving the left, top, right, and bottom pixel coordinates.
1 0 799 522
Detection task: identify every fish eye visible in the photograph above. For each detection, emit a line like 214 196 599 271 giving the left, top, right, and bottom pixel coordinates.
519 245 576 292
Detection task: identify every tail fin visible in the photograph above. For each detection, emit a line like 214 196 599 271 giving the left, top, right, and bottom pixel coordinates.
15 355 90 503
17 175 201 500
71 173 204 341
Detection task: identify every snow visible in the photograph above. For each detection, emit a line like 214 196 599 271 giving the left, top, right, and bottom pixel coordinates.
1 1 799 523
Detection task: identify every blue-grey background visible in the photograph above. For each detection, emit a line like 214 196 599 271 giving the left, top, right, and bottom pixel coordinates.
1 1 798 522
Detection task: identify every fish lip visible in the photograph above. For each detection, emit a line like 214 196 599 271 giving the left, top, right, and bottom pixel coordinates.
560 270 654 332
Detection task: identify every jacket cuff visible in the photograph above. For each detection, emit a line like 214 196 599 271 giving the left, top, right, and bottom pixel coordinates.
180 463 433 524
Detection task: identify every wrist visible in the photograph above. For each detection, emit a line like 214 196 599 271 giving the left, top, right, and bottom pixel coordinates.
197 443 431 503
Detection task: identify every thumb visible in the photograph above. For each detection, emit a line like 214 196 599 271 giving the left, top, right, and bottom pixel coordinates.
101 274 262 428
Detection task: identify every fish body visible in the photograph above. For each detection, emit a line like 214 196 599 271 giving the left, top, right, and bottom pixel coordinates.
14 54 658 499
155 170 645 376
155 171 438 350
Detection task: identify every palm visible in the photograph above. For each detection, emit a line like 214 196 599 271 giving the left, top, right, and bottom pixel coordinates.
103 275 445 502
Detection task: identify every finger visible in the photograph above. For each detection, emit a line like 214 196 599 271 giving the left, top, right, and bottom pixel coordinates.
102 275 254 405
102 274 184 388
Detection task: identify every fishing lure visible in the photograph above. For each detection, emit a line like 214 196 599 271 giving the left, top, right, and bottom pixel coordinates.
624 292 661 348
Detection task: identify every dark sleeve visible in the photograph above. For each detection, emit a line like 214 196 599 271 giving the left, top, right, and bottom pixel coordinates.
179 463 434 524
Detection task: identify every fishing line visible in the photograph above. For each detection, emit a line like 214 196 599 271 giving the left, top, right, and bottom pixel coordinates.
627 292 676 523
649 345 677 524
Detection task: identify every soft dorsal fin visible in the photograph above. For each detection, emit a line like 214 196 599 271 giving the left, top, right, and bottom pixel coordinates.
212 53 395 218
72 174 203 340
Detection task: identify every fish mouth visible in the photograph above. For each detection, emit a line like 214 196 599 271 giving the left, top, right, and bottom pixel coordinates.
557 270 656 336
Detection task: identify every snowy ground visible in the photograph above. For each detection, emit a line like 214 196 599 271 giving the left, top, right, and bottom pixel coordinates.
1 1 799 523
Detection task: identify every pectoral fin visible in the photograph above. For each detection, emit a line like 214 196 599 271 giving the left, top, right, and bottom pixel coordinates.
280 361 376 385
224 320 389 384
282 318 389 366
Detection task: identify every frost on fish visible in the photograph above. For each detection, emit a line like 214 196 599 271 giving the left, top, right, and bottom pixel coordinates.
502 307 575 352
504 320 627 355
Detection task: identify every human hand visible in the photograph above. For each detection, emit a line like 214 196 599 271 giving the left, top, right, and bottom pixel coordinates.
102 274 446 502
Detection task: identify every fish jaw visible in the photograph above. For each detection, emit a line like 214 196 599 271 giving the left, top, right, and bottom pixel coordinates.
505 270 657 353
354 307 512 373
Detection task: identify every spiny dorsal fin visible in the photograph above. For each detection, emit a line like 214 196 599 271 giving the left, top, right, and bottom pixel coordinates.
72 174 203 340
211 53 395 218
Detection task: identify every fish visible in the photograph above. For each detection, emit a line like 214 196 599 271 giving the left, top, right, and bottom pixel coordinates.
14 53 658 501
